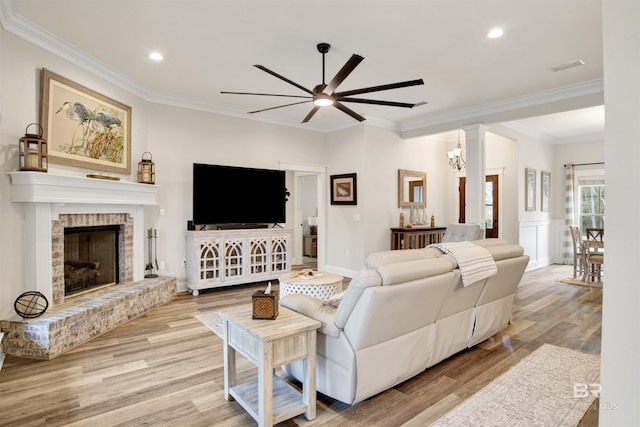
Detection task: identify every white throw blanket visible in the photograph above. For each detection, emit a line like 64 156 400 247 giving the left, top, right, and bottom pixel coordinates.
429 241 497 287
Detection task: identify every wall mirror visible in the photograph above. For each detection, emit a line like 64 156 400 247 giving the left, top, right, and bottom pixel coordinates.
398 169 426 208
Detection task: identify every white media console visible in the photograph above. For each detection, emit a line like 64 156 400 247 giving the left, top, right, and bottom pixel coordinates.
185 228 292 295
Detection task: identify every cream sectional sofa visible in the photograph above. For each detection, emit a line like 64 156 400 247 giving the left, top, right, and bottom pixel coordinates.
279 238 529 405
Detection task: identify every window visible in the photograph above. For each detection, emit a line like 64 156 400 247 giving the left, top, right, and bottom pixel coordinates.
578 180 604 236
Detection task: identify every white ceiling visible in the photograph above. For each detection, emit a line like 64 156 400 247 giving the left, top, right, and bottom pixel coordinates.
1 0 604 140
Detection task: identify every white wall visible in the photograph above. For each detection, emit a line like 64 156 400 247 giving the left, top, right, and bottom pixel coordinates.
600 1 640 423
324 125 366 276
322 125 456 277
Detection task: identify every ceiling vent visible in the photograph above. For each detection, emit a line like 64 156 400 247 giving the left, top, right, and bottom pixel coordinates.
550 59 585 72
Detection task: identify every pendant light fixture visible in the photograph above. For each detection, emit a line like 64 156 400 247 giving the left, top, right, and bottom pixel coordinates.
447 129 466 171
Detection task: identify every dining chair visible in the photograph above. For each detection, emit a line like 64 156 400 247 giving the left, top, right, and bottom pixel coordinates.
569 225 584 278
586 227 604 243
583 227 604 282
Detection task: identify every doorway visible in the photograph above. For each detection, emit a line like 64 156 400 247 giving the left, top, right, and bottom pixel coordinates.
280 161 326 272
459 175 499 238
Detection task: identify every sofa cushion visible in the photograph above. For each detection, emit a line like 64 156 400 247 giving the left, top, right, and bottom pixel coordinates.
374 258 454 286
482 244 524 261
472 238 509 247
334 269 382 329
442 224 484 242
280 294 341 338
327 291 345 308
365 247 441 268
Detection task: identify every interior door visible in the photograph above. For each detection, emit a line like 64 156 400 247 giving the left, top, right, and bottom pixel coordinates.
458 175 499 238
484 175 499 238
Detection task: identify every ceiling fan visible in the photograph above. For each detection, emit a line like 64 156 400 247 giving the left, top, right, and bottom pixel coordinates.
221 43 425 123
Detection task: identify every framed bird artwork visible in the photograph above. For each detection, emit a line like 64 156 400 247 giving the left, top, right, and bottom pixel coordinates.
39 68 132 174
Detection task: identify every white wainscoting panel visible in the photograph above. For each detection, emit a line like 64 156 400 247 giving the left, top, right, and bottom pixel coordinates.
519 220 553 270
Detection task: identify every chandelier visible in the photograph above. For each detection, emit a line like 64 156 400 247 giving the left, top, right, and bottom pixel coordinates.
447 129 466 171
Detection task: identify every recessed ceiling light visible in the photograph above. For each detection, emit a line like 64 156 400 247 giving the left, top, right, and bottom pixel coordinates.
488 28 504 39
149 52 164 61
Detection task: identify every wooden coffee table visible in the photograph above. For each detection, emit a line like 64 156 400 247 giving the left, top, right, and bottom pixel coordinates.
278 272 344 301
220 304 320 427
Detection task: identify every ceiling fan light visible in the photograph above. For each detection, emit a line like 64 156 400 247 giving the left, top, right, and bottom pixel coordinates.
314 95 334 107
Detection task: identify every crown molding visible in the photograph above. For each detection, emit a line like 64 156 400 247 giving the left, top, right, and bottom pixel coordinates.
502 121 605 145
501 121 556 144
553 132 605 145
400 79 604 137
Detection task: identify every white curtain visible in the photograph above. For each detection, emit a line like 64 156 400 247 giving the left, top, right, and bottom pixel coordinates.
562 164 575 264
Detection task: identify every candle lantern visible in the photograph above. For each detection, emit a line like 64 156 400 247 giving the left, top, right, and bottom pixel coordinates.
19 123 48 172
138 152 155 184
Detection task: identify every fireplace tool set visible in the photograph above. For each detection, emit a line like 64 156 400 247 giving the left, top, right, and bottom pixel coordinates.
145 228 159 278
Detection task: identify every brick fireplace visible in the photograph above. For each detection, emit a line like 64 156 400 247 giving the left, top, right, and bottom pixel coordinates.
1 172 176 359
55 214 132 301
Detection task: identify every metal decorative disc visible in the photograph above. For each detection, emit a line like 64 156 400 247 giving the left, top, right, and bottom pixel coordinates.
14 291 49 318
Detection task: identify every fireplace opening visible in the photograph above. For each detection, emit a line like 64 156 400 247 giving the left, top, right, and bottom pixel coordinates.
64 225 121 296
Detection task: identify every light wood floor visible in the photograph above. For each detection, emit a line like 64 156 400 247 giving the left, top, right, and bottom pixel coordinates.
0 263 601 426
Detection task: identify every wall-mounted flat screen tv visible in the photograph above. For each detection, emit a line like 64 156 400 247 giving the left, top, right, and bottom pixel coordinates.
192 163 286 226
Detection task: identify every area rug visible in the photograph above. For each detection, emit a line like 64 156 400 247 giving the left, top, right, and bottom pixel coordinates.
560 277 603 288
196 311 223 338
430 343 600 427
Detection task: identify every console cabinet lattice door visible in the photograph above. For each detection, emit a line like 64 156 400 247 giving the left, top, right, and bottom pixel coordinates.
224 238 244 280
186 229 292 296
271 234 289 274
250 238 269 275
199 240 221 281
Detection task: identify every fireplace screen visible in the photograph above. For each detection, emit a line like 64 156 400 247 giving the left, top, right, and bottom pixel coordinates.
64 225 120 295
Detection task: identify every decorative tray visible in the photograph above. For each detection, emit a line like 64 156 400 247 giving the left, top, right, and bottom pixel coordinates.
87 173 120 181
290 269 322 279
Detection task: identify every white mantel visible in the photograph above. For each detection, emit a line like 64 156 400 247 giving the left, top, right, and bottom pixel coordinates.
8 171 158 305
8 171 158 205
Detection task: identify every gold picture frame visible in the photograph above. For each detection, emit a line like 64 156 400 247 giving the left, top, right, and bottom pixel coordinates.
40 69 132 174
330 173 357 205
525 167 536 212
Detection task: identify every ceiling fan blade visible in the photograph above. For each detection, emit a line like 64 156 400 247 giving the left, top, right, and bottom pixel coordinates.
336 79 425 97
302 106 321 123
338 97 420 108
333 102 365 122
323 54 364 95
254 65 314 95
248 100 311 114
221 91 312 99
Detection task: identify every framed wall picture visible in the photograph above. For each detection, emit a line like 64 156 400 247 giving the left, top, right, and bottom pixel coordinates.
541 171 551 212
40 68 132 174
330 173 357 205
525 167 536 211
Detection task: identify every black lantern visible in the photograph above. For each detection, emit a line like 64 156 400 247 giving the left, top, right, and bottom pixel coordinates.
138 152 155 184
19 123 48 172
